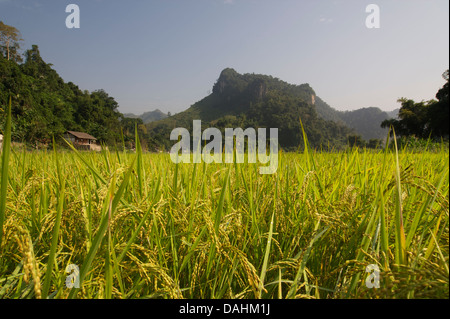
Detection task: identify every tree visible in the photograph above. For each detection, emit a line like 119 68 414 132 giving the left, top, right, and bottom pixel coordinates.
381 70 449 139
0 21 23 62
397 98 430 137
428 70 449 137
367 138 382 149
347 135 366 148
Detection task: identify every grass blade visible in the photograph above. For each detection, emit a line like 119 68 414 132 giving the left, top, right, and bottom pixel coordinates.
68 157 136 299
0 97 12 248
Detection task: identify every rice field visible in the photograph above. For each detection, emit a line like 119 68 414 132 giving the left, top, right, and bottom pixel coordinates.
0 105 449 299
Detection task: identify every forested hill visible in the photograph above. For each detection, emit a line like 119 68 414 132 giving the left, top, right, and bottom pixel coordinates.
1 48 354 151
314 96 398 140
0 45 123 145
147 68 354 151
0 42 394 151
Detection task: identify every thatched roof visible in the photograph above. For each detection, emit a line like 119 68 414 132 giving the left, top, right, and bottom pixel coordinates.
66 131 97 140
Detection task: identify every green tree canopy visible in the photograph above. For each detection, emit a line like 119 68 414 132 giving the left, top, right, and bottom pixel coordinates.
0 42 124 146
381 70 449 140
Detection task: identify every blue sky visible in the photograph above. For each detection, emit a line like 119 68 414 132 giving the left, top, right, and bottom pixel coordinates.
0 0 448 115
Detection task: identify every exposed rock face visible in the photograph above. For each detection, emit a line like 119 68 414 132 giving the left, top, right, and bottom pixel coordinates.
213 68 240 95
249 79 267 100
311 94 316 105
216 77 227 94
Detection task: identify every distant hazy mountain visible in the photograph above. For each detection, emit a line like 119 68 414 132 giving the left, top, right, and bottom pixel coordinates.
315 97 398 140
124 109 168 124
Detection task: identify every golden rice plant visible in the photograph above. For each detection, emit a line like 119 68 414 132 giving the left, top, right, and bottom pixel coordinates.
0 119 448 299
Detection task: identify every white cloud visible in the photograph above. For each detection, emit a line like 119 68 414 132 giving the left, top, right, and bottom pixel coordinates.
319 15 333 24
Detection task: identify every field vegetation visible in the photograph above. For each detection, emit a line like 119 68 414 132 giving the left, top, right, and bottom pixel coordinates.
1 100 448 299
